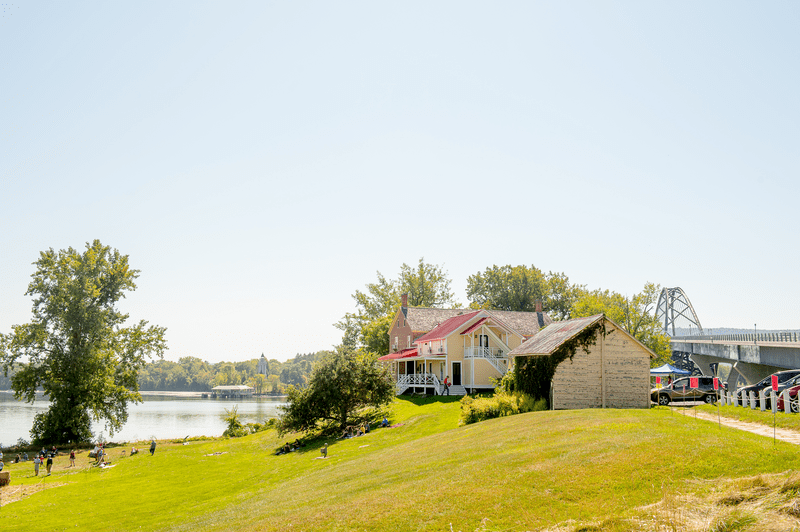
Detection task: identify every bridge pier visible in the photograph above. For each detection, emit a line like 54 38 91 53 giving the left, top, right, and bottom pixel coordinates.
732 360 783 387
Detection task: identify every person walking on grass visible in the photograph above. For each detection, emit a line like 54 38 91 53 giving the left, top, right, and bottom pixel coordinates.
69 449 75 468
46 453 53 475
150 439 156 456
34 455 40 476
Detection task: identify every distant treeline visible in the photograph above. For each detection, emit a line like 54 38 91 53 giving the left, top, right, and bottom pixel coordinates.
136 352 330 394
0 352 330 393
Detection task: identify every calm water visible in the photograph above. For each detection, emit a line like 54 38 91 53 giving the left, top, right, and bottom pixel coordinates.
0 391 287 445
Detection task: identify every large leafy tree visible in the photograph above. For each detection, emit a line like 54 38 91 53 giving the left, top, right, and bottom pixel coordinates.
466 265 580 320
571 282 670 365
0 241 167 444
277 347 394 434
336 258 457 357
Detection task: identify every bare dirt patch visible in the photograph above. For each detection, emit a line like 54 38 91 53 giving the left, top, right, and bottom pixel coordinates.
1 480 66 507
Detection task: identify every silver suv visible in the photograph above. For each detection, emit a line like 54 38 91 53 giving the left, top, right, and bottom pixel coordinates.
651 376 717 406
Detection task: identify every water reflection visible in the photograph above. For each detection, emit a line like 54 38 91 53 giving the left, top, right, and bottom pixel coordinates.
0 391 287 444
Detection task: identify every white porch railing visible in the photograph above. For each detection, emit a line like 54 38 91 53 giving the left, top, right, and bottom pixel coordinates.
397 373 442 394
419 347 448 356
464 346 509 375
464 346 504 358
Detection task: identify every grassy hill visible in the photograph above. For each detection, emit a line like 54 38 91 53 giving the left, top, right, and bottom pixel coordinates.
2 399 800 531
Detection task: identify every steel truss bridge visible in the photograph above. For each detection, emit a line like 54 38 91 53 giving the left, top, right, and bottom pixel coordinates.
657 287 800 388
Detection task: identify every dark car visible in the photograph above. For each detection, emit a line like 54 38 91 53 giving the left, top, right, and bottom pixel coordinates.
735 370 800 407
651 376 718 406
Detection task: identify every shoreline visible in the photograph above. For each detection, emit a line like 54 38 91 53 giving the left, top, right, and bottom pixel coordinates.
2 389 288 399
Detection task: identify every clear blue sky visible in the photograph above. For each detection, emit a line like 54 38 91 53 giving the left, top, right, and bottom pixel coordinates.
2 2 798 362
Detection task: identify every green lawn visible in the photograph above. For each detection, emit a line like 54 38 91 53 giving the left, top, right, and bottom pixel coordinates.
2 399 800 531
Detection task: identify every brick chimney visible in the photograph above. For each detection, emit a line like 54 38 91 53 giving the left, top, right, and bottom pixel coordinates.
401 293 408 308
535 300 542 312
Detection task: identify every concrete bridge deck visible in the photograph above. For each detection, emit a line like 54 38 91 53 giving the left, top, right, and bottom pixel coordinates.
671 335 800 387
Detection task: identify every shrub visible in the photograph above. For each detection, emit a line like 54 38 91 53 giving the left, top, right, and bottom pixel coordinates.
222 405 249 438
459 391 547 425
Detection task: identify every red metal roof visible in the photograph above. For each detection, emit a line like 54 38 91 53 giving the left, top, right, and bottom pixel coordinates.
414 311 481 343
378 348 419 361
460 317 488 336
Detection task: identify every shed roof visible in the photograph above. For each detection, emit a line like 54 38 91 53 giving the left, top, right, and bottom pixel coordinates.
508 314 656 359
508 314 605 356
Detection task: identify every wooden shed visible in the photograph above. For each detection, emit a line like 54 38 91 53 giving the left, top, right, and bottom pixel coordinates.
508 314 652 409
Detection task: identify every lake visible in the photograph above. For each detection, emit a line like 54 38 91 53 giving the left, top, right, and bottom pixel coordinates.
0 390 287 446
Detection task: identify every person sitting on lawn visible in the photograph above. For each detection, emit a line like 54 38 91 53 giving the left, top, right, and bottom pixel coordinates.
320 443 327 458
381 417 389 427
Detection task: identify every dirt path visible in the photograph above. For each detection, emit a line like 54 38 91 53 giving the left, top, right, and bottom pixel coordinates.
690 408 800 444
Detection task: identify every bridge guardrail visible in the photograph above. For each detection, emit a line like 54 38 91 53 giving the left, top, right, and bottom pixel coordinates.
672 332 800 343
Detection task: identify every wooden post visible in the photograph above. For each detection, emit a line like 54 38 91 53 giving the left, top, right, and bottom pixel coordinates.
600 327 606 409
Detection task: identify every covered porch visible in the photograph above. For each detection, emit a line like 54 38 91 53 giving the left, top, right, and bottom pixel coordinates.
378 349 449 395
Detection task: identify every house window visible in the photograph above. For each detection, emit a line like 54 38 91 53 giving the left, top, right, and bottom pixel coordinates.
407 335 411 348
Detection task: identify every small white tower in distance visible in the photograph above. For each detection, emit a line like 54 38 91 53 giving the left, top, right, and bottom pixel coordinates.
257 354 269 375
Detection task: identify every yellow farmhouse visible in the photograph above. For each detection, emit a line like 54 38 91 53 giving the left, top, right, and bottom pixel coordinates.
379 294 552 395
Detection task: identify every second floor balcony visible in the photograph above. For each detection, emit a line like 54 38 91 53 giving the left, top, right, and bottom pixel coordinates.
464 346 506 359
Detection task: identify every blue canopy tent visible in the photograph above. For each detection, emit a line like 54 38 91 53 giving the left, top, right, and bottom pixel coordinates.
650 363 691 386
650 363 691 376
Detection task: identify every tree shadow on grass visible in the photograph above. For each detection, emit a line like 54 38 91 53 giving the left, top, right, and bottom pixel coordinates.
395 395 462 406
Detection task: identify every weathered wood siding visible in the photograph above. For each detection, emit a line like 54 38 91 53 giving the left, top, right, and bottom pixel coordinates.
551 322 650 409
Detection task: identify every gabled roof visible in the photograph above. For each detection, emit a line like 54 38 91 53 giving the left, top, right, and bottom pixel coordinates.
486 309 553 336
508 314 605 356
405 307 470 333
508 314 656 359
460 317 488 336
405 307 553 337
414 311 482 343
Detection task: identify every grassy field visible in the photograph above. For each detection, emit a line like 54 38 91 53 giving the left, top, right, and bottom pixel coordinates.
2 399 800 531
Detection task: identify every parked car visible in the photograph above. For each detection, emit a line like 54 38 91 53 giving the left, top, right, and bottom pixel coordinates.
763 373 800 408
651 376 718 406
735 370 800 407
776 384 800 413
